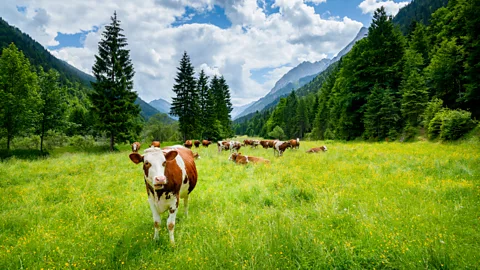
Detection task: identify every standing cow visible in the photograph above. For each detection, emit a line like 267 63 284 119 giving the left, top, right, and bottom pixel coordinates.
274 141 291 156
184 140 193 149
132 142 141 152
289 138 300 149
202 140 212 147
194 140 200 148
129 147 198 245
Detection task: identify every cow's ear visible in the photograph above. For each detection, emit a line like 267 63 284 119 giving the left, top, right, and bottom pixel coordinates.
129 153 143 164
165 150 178 161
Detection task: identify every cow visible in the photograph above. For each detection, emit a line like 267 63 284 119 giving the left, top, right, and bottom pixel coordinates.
274 140 291 157
289 138 300 149
229 152 270 164
151 141 161 148
194 140 200 148
252 140 260 148
268 140 277 148
132 142 141 152
260 140 269 149
217 141 230 152
243 139 253 147
202 140 212 147
306 146 328 153
184 140 193 149
129 147 198 245
229 141 242 152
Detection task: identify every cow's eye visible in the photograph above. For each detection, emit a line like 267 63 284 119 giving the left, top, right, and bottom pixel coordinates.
162 161 166 167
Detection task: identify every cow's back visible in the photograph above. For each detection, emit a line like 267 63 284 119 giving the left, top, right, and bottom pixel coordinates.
176 148 198 193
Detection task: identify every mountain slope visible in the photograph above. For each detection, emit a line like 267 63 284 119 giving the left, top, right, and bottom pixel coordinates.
149 98 171 114
235 27 368 120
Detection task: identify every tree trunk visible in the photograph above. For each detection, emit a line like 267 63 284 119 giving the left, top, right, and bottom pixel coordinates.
110 133 114 152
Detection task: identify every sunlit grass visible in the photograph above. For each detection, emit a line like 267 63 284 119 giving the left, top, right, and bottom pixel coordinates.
1 140 479 269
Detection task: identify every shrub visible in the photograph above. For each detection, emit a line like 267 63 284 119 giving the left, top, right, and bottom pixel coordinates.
69 135 95 150
422 98 444 128
439 109 476 140
43 131 69 150
428 110 445 140
12 136 41 150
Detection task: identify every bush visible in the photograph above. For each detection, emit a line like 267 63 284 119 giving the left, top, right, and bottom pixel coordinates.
268 126 286 140
428 109 476 140
439 110 476 140
43 131 69 150
422 98 444 128
69 135 95 150
12 136 41 150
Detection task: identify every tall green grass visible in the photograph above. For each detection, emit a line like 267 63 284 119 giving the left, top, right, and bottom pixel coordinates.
1 141 479 269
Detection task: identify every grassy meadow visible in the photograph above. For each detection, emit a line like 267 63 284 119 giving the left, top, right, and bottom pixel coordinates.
1 139 479 269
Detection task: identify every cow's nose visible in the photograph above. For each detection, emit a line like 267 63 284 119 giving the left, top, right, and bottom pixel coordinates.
154 175 166 185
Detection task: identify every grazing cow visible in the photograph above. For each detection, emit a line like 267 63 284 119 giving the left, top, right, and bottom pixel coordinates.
184 140 193 149
229 141 242 152
129 147 198 245
132 142 141 152
243 139 253 147
217 141 230 152
252 140 260 148
151 141 161 148
194 140 200 148
267 140 277 148
306 146 328 153
289 138 300 149
274 141 291 156
202 140 212 147
260 140 269 149
229 152 270 164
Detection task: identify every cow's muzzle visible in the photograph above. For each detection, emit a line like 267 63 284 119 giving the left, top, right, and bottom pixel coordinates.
153 175 167 188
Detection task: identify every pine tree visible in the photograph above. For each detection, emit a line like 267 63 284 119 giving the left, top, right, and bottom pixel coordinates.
197 69 209 139
296 99 310 138
90 11 139 151
170 51 199 141
0 43 39 151
37 67 67 152
401 49 428 127
210 75 233 138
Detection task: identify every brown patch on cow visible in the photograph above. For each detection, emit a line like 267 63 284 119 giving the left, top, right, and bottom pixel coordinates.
169 207 176 214
143 161 152 177
175 148 198 194
145 179 154 196
168 222 175 231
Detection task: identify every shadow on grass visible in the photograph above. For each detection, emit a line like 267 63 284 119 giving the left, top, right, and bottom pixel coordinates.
0 149 49 161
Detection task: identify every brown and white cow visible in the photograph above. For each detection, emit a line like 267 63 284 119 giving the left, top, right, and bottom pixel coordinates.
268 140 277 148
229 141 242 152
306 146 328 153
274 140 291 156
193 140 200 148
151 141 161 148
202 140 212 147
252 140 260 148
184 140 193 149
260 140 269 149
229 152 270 164
129 147 198 245
217 141 230 152
243 139 253 147
132 142 141 152
289 138 300 149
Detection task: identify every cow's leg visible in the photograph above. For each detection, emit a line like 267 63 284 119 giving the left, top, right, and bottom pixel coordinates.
183 195 189 217
167 195 179 245
148 198 161 240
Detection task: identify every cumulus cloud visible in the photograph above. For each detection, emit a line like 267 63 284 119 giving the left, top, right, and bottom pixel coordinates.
358 0 410 16
1 0 363 106
305 0 327 4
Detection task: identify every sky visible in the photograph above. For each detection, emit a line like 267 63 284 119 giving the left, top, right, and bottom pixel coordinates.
1 0 410 106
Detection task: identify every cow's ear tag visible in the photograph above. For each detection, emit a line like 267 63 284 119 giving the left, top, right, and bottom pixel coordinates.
129 153 144 164
165 150 178 161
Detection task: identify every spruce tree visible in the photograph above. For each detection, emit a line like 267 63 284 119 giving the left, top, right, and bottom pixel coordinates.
218 76 233 137
90 11 139 151
0 43 39 151
170 51 199 141
197 70 209 139
37 68 67 152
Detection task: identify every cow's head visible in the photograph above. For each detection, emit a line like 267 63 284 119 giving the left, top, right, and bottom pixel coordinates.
322 145 328 151
229 152 239 161
129 148 178 190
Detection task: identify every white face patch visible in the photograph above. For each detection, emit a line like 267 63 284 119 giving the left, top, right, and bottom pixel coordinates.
323 145 328 151
142 148 167 188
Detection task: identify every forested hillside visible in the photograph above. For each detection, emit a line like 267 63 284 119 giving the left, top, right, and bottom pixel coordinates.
234 0 479 142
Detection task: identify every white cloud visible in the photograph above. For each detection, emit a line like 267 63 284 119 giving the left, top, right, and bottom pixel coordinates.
305 0 327 4
358 0 410 16
1 0 363 106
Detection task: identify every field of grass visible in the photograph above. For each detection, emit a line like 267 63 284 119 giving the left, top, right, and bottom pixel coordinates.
1 140 479 269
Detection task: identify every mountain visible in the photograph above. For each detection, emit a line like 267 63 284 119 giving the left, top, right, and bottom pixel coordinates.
231 101 255 119
149 98 171 114
234 26 368 120
392 0 449 34
0 17 94 87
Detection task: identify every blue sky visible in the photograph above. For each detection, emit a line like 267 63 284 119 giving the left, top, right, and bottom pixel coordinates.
3 0 410 105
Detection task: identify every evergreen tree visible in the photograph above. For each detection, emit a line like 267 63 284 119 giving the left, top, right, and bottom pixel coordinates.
203 80 219 140
284 91 298 138
90 12 139 151
37 68 67 152
197 69 209 138
363 85 385 139
296 98 310 138
462 0 480 117
0 43 39 150
170 51 199 141
210 75 233 138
